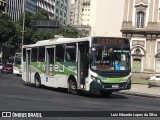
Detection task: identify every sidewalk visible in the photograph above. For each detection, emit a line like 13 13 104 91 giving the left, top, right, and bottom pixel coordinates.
120 84 160 98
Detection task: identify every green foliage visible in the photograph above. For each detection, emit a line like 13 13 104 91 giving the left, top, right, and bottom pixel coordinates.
31 32 54 43
0 9 85 49
8 24 22 48
57 26 79 38
132 77 148 85
32 9 49 20
14 9 52 46
0 13 15 43
18 13 32 27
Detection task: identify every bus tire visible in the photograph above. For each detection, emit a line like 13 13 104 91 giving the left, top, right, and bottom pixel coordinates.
68 79 77 95
100 91 112 97
35 74 41 88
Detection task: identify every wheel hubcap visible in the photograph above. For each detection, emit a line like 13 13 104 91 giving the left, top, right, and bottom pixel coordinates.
36 79 39 86
71 82 76 90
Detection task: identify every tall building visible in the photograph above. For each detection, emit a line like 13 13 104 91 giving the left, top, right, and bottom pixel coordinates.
68 0 90 25
68 0 76 25
68 0 91 36
121 0 160 76
79 0 90 25
25 0 37 14
69 0 125 37
37 0 68 26
7 0 37 21
68 0 80 25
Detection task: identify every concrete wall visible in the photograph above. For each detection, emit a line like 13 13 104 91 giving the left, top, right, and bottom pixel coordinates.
90 0 125 37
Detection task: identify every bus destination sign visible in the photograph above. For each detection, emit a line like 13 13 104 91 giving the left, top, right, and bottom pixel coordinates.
92 37 127 45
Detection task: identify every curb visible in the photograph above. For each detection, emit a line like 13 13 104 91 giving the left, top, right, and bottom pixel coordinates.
119 91 160 99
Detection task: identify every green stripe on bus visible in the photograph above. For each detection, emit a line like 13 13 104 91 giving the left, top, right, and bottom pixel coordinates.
97 76 124 83
30 62 77 75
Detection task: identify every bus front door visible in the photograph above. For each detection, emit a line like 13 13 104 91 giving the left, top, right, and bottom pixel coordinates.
77 42 89 89
26 49 31 82
46 47 56 87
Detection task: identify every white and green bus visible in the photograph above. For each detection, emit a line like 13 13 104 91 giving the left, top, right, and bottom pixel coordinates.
13 53 22 76
22 36 131 96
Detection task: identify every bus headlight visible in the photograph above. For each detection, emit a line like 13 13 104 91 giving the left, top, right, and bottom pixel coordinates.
122 75 131 82
91 75 101 84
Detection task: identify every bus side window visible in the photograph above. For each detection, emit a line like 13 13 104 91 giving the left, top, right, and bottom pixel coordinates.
31 48 38 62
23 48 26 62
56 45 65 62
38 47 45 62
65 43 76 62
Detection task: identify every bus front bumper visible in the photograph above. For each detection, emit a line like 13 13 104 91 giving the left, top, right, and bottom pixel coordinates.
90 80 131 92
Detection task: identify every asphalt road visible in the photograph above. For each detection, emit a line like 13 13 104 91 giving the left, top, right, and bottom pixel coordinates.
0 72 160 120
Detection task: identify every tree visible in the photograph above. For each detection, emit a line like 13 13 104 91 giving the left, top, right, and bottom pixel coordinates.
0 13 15 44
32 9 49 20
57 26 79 38
15 10 53 45
18 12 32 27
31 32 54 43
9 24 22 48
14 13 33 47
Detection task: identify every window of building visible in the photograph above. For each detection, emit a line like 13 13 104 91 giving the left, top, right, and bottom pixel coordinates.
134 48 141 55
136 11 144 28
157 42 160 51
159 11 160 22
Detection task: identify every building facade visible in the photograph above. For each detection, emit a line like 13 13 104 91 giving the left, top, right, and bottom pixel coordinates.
0 0 7 13
68 0 85 25
7 0 37 21
68 0 76 25
90 0 125 37
25 0 37 14
68 0 90 36
79 0 90 25
37 0 68 26
121 0 160 76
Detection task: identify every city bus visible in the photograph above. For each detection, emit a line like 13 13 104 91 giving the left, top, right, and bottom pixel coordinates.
22 36 131 96
13 53 22 76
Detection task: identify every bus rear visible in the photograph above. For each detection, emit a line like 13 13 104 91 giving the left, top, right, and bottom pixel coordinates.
88 37 131 95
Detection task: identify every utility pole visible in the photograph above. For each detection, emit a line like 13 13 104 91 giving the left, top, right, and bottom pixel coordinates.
21 0 25 51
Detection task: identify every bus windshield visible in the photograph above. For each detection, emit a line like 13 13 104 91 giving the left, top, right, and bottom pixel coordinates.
14 56 21 65
14 53 22 66
91 46 130 71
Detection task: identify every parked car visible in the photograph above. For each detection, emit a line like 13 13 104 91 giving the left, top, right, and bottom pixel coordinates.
1 64 13 73
0 63 3 71
149 76 160 81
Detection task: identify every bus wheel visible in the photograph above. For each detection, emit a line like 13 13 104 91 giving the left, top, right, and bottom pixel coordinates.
35 75 41 88
100 91 112 97
68 79 77 95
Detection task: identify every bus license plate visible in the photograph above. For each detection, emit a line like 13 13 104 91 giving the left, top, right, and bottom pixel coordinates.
112 84 119 88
